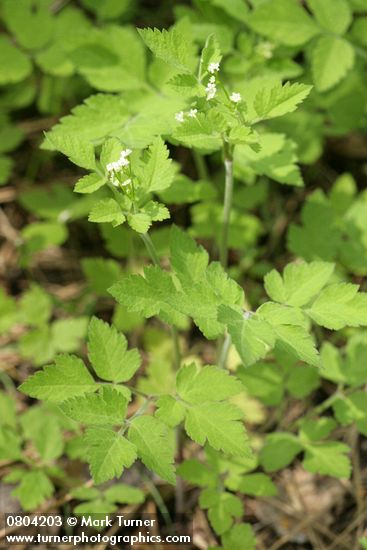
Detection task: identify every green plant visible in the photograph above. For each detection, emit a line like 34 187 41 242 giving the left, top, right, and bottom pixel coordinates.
11 23 367 548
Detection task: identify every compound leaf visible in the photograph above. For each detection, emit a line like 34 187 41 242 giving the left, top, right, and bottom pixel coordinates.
254 82 312 120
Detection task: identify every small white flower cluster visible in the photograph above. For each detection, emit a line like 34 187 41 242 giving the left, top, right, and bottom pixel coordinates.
206 61 220 101
175 108 198 123
230 92 242 104
208 62 220 74
206 76 217 101
256 41 274 59
106 149 132 188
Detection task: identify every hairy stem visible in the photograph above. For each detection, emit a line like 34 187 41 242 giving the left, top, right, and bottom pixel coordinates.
139 232 161 266
219 145 234 269
217 143 234 369
218 333 232 370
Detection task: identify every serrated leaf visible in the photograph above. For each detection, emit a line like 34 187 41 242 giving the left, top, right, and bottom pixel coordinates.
88 317 141 382
88 198 125 225
60 387 128 425
248 0 319 46
44 94 129 143
176 363 243 404
128 416 175 484
84 427 137 484
237 473 277 496
127 202 170 234
333 393 367 435
44 134 96 170
51 318 88 354
168 74 202 97
200 489 243 535
258 302 320 366
260 433 302 472
0 427 22 461
311 35 355 92
303 442 351 478
199 34 222 77
184 401 250 456
110 226 243 338
234 134 304 187
222 523 256 550
74 173 106 194
307 283 367 330
138 27 195 73
299 417 337 442
173 112 222 153
109 265 186 327
19 284 53 327
19 355 96 402
155 395 186 427
137 137 176 193
264 261 334 307
12 471 53 511
254 82 312 120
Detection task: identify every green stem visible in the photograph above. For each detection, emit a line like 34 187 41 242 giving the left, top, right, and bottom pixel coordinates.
219 144 234 269
218 333 231 369
141 472 173 525
217 143 234 369
139 232 160 266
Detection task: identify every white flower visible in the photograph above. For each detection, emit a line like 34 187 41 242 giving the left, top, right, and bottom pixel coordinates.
256 41 274 59
121 178 132 187
106 149 132 173
188 108 198 118
209 75 216 83
175 111 185 123
106 161 117 173
230 92 242 103
206 79 217 101
208 61 220 74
